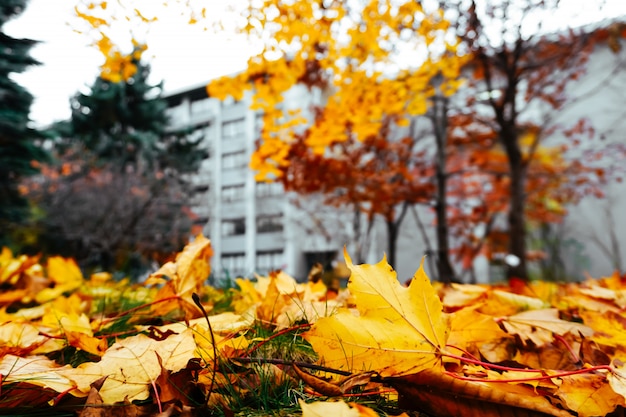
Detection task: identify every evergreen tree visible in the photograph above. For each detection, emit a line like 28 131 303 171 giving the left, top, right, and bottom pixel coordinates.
0 0 46 245
69 49 202 174
70 51 168 170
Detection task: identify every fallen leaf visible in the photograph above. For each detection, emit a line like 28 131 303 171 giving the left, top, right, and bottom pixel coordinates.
607 362 626 404
500 308 593 346
441 283 488 309
147 234 213 319
389 368 574 417
299 399 377 417
63 330 197 403
580 310 626 348
65 330 108 356
0 354 76 394
556 372 624 417
303 252 448 376
447 307 515 363
293 364 343 396
256 275 291 325
36 256 84 303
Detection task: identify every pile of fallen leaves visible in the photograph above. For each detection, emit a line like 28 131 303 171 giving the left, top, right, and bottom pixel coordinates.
1 235 626 417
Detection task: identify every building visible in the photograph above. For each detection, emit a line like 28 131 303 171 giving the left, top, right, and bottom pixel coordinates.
164 84 351 281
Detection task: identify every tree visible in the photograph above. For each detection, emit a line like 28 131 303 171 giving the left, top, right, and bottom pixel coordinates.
444 0 626 279
0 0 47 245
22 146 194 275
282 118 434 267
70 46 169 171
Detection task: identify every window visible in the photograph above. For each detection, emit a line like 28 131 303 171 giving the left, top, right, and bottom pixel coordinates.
222 151 247 169
256 181 283 198
191 98 211 115
222 118 245 138
221 252 246 277
256 213 284 233
221 218 245 236
256 250 285 273
222 184 245 202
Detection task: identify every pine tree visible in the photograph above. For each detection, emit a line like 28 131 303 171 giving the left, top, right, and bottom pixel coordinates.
0 0 46 245
70 51 169 171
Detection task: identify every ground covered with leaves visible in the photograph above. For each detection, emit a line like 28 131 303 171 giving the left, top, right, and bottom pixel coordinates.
1 235 626 417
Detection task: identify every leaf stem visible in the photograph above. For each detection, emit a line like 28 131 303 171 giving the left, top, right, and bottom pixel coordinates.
445 365 613 384
192 293 218 403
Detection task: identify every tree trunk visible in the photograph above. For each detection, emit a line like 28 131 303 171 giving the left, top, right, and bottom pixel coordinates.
431 96 456 284
503 133 528 280
385 203 410 269
387 218 398 268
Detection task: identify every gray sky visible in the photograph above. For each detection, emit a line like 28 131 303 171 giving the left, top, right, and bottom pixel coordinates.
5 0 626 127
5 0 253 127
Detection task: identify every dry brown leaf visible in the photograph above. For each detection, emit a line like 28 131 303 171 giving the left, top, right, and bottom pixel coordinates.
389 368 574 417
78 376 108 417
556 372 625 417
500 308 593 347
293 364 343 396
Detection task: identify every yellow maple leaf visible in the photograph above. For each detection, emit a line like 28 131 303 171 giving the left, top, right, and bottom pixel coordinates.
63 330 197 403
41 294 92 335
580 310 626 348
0 322 47 353
65 331 108 356
299 399 380 417
303 250 448 376
607 363 626 406
256 277 290 325
147 234 213 319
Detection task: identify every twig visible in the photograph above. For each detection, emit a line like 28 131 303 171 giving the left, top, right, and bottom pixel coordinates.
192 293 218 402
231 357 359 378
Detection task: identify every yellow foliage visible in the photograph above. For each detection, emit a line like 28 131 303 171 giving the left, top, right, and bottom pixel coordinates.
208 0 469 180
